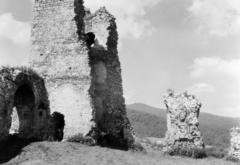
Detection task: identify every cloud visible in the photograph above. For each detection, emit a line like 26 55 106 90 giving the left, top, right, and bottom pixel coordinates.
189 57 240 117
0 39 29 66
188 0 240 36
190 57 240 79
188 83 216 94
0 13 30 46
84 0 161 39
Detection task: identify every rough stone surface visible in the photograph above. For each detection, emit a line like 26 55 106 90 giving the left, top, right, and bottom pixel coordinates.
163 90 204 152
30 0 93 139
85 7 134 147
0 0 134 148
228 127 240 161
0 67 51 141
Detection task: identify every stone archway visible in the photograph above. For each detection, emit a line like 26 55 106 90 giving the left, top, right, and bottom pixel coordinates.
13 83 35 138
0 67 51 141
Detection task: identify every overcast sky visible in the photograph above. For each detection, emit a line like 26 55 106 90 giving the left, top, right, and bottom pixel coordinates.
0 0 239 117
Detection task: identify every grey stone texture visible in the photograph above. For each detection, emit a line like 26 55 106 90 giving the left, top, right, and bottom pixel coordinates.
0 0 133 149
0 67 50 141
228 127 240 161
163 90 205 152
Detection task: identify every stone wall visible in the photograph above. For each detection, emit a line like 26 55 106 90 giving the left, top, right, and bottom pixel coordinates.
0 67 50 141
30 0 95 139
30 0 134 148
85 7 134 148
163 90 204 153
228 127 240 161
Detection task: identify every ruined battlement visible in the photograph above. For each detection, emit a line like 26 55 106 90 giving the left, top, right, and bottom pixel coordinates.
0 0 134 149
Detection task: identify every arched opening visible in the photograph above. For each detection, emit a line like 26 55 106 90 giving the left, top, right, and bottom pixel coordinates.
51 112 65 141
85 32 95 48
13 83 35 137
9 107 20 135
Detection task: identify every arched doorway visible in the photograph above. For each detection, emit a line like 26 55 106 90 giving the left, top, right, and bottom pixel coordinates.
9 107 19 135
13 83 35 138
0 68 53 142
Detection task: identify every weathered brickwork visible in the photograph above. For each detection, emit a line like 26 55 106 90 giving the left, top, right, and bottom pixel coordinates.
30 0 93 139
3 0 135 148
85 7 134 147
0 67 50 141
0 0 133 149
163 90 205 153
228 127 240 161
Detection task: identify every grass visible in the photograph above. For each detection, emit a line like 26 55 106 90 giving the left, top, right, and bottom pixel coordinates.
205 146 228 159
4 142 238 165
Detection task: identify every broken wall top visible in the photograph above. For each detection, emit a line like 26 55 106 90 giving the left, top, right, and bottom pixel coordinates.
164 90 201 118
85 7 117 49
164 90 204 148
30 0 118 80
0 67 49 107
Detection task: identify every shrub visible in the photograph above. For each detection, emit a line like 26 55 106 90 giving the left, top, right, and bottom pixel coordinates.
165 145 207 159
130 140 146 152
205 146 227 159
226 155 240 163
67 133 96 146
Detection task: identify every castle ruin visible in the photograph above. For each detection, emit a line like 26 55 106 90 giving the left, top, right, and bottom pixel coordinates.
163 90 205 154
228 127 240 161
0 0 134 149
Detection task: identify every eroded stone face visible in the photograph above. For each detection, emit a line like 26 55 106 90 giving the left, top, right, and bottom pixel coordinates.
28 0 134 148
0 0 134 149
0 67 51 141
228 127 240 161
49 83 94 138
163 90 204 151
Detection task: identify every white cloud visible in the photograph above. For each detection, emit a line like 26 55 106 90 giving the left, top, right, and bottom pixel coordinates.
189 57 240 117
0 40 29 66
0 13 30 46
188 0 240 36
190 57 240 79
84 0 161 39
188 83 216 94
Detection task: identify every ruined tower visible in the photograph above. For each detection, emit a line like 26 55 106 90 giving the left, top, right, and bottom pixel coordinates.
163 90 205 156
29 0 133 148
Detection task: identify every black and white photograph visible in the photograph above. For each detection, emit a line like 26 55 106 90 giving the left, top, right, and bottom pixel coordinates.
0 0 239 164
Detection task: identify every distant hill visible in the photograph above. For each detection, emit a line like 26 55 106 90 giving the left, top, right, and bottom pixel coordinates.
126 103 240 148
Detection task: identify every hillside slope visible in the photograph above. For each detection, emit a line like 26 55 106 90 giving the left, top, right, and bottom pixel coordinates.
5 142 236 165
127 103 240 147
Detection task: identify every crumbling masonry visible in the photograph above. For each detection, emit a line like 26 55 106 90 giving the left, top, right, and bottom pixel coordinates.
228 127 240 161
163 90 205 153
0 0 134 149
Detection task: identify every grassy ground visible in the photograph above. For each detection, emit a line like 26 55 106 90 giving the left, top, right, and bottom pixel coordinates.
3 142 238 165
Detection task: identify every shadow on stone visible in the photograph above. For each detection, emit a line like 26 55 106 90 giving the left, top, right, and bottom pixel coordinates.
97 132 129 151
51 112 65 141
0 134 38 164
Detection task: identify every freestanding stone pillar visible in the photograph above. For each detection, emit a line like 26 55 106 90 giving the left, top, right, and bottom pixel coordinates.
163 90 205 156
228 127 240 161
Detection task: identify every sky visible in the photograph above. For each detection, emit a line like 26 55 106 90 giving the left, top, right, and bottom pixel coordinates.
0 0 239 117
